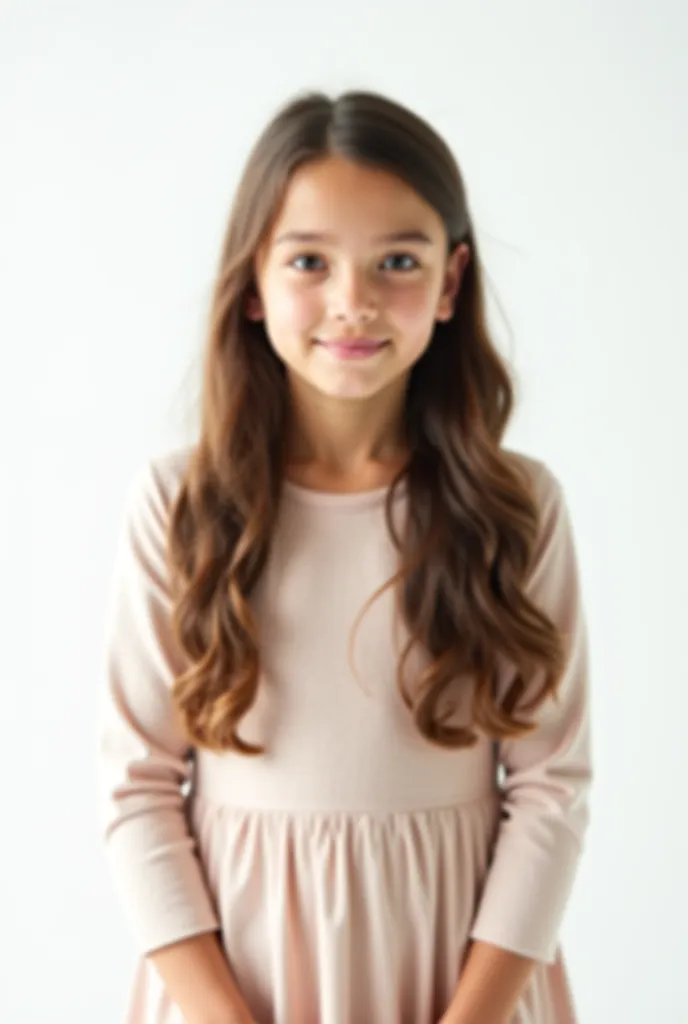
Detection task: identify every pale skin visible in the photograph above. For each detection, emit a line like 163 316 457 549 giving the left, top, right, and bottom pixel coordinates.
246 154 467 491
150 156 536 1021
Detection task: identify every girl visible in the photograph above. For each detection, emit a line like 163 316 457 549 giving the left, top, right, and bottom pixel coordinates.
98 90 592 1024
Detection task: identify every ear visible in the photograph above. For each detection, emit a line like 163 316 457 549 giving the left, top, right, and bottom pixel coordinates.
436 243 471 323
244 293 264 321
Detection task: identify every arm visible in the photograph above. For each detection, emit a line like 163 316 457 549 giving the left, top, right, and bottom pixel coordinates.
97 457 254 1023
440 941 536 1024
150 933 255 1024
445 464 593 1021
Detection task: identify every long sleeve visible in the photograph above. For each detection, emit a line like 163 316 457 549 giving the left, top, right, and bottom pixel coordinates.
96 456 220 955
468 462 592 964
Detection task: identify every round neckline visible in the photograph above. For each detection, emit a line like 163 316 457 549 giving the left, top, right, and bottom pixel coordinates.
281 476 407 509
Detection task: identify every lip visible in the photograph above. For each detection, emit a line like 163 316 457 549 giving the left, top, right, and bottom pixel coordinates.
316 337 390 360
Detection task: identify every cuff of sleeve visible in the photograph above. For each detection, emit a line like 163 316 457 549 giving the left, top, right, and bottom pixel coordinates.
105 811 221 955
468 829 582 964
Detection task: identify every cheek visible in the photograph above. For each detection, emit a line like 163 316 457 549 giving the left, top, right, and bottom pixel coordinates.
387 281 439 330
268 283 321 335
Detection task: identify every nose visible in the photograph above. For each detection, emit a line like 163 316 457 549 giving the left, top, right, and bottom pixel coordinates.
327 266 378 324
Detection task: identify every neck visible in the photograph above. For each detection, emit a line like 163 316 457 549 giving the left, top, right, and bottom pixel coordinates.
283 379 409 482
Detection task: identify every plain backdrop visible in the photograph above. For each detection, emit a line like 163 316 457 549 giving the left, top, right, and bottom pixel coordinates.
2 1 686 1020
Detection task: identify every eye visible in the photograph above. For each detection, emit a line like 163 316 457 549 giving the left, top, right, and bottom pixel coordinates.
381 253 420 272
288 254 326 272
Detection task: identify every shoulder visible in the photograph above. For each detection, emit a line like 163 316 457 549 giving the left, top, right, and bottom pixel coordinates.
148 443 196 497
502 448 572 556
124 443 197 526
503 450 579 582
502 447 565 511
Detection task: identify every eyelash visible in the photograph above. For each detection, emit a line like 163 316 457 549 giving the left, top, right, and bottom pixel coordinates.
287 253 421 273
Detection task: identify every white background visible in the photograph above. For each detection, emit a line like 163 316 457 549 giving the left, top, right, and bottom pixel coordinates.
2 0 686 1020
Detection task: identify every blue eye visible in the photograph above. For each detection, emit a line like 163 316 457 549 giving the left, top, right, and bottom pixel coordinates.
289 254 326 272
287 252 420 273
382 253 419 271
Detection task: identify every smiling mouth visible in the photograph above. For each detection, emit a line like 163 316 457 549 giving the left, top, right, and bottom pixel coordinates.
315 339 390 360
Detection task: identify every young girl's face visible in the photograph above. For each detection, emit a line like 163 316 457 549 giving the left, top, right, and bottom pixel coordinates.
249 155 466 403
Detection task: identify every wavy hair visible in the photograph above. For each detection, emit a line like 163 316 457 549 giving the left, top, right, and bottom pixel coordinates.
166 89 566 754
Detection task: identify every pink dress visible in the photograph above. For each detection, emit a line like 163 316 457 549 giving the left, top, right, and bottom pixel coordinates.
98 445 591 1024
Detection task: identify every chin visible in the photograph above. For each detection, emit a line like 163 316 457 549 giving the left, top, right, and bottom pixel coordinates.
317 378 393 401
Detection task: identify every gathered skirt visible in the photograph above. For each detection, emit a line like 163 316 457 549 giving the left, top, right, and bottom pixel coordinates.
123 791 577 1023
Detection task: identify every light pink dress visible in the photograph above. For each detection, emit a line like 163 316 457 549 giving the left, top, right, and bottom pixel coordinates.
98 445 591 1024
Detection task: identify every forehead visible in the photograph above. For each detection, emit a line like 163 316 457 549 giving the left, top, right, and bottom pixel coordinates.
266 155 446 243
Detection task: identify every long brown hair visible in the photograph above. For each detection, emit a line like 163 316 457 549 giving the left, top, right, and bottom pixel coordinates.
167 89 566 755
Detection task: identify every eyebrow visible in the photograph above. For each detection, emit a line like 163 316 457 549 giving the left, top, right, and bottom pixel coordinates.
273 229 434 246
